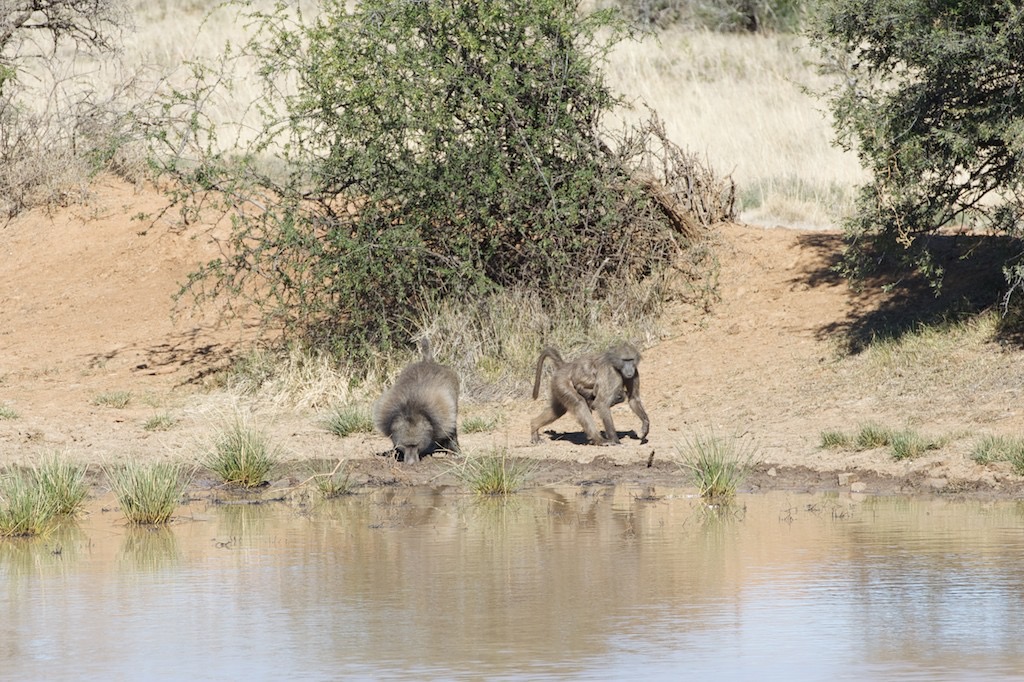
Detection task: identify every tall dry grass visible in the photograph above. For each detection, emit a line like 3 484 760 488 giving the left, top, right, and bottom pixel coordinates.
604 28 865 228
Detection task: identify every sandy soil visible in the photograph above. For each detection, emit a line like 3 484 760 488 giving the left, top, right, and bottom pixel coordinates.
3 177 1024 498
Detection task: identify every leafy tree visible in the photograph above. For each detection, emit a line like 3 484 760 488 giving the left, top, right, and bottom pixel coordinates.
807 0 1024 298
159 0 732 361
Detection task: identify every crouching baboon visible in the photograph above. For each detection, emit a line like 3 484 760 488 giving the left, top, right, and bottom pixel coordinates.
530 343 650 446
373 340 460 462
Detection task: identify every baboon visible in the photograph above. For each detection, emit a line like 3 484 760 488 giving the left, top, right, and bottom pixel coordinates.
373 340 460 463
530 343 650 446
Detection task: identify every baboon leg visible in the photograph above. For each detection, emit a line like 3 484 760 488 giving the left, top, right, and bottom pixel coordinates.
530 402 567 444
565 392 608 445
438 430 460 455
593 403 621 445
630 395 650 442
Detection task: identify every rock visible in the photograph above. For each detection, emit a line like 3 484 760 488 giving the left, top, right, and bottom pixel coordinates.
838 472 858 486
850 482 867 493
767 467 777 477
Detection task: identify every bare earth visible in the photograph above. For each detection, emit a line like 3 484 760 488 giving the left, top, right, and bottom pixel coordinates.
3 177 1024 497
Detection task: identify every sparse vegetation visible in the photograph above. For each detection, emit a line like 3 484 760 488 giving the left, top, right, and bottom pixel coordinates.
855 423 896 450
204 420 278 488
107 461 189 525
0 0 142 220
143 414 178 432
890 430 939 461
0 405 17 420
461 415 500 435
824 423 942 461
320 405 374 438
676 433 755 499
93 391 132 409
819 429 851 449
972 435 1024 467
450 448 538 496
306 459 354 498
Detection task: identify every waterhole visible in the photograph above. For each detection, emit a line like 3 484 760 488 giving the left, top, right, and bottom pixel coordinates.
3 488 1024 680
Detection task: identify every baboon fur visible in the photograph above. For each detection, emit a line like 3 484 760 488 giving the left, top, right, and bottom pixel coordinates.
530 342 650 446
373 340 460 463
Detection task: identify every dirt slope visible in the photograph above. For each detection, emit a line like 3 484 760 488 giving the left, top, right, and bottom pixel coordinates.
2 178 1023 495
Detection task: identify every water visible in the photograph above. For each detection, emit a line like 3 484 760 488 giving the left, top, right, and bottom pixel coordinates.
3 488 1024 681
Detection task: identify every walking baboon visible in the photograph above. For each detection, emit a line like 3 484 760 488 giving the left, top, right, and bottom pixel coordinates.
530 343 650 446
373 340 460 463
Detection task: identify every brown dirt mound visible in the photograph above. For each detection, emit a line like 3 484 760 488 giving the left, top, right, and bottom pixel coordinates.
3 177 1023 497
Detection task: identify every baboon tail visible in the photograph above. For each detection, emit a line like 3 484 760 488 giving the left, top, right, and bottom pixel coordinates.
419 338 434 362
532 347 564 400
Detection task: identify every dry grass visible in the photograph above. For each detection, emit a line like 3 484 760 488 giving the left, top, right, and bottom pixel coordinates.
605 29 865 228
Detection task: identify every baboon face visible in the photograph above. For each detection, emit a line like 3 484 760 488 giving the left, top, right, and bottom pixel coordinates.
391 414 435 463
611 345 640 379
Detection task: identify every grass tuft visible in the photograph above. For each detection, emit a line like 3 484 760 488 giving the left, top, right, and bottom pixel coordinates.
143 413 178 431
307 459 354 498
0 405 17 420
676 433 755 499
855 423 897 449
972 434 1024 466
107 461 189 525
32 455 88 516
320 404 374 437
93 391 132 409
450 448 537 495
0 472 59 537
461 415 500 434
890 429 939 461
205 420 279 488
820 429 851 449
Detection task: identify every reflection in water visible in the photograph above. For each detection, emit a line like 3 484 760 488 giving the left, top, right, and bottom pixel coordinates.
2 489 1024 680
118 526 181 573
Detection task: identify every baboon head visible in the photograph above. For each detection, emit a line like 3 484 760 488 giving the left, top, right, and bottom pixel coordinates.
608 344 641 379
390 413 435 463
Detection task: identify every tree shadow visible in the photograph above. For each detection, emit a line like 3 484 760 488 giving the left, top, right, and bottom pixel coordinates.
798 232 1019 351
85 325 247 387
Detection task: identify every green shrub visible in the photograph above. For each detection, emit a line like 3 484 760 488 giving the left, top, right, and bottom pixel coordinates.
205 420 278 488
0 405 16 420
159 0 732 363
107 462 188 525
676 433 754 499
807 0 1024 303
